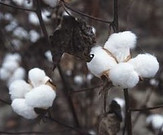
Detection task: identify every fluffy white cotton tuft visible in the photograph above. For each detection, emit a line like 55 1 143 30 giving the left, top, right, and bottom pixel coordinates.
4 53 21 63
0 68 11 80
28 12 39 25
43 0 58 7
2 60 19 72
128 54 159 78
146 114 163 130
29 30 40 43
109 63 139 88
44 50 53 62
104 31 137 62
87 46 117 78
9 80 32 100
11 99 38 119
113 97 125 108
74 75 83 85
28 68 47 87
25 85 56 108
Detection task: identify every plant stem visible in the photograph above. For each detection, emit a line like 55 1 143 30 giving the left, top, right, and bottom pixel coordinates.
123 88 132 135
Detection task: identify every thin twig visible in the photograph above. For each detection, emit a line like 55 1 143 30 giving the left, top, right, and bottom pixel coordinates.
0 98 11 105
123 88 132 135
61 0 112 24
57 65 80 128
130 105 163 112
0 2 35 12
70 84 102 94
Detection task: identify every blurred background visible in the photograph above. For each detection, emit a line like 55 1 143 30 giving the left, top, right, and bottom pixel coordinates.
0 0 163 135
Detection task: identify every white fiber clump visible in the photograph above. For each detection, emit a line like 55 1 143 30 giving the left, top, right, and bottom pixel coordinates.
11 99 38 119
104 31 137 62
74 75 83 85
28 12 39 25
9 67 57 119
29 30 40 43
13 27 29 39
128 54 159 78
113 97 125 108
25 85 56 108
0 53 25 85
9 80 32 100
87 46 117 78
109 63 139 88
43 0 58 7
146 114 163 130
28 68 48 87
44 50 53 62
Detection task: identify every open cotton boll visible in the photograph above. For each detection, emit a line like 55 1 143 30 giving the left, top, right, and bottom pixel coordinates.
43 0 58 7
28 68 47 87
128 54 159 78
0 68 11 80
25 85 56 108
8 67 26 86
146 114 163 130
29 30 40 43
87 46 117 78
44 50 53 62
28 12 39 25
113 97 125 108
4 53 21 63
2 60 19 72
9 80 32 100
104 31 137 62
109 63 139 88
11 99 38 119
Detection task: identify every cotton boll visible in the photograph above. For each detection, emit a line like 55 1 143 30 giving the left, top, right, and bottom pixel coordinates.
29 30 40 43
104 31 137 62
13 27 29 39
28 68 47 87
43 0 58 7
146 114 163 130
11 99 38 119
4 53 21 63
9 80 32 100
28 12 39 25
25 85 56 108
87 46 117 78
109 63 139 88
13 0 24 6
74 75 83 85
2 60 19 72
44 50 52 62
0 68 11 80
128 54 159 78
8 67 26 86
113 97 125 108
42 10 50 22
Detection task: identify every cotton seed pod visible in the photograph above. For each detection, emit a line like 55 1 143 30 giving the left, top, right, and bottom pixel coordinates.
87 46 117 78
128 53 159 78
146 114 163 130
9 80 32 100
25 85 56 109
109 63 139 88
28 68 47 87
4 53 21 63
43 0 58 7
0 68 11 80
11 98 38 119
104 31 137 62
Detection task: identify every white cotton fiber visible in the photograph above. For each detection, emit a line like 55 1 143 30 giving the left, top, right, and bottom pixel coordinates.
0 68 11 80
43 0 58 7
28 12 39 25
104 31 137 62
9 80 32 100
109 63 139 88
25 85 56 108
8 67 26 86
113 97 125 108
128 54 159 78
44 50 53 62
11 99 38 119
2 60 19 72
146 114 163 130
87 46 117 78
28 68 47 87
4 53 21 63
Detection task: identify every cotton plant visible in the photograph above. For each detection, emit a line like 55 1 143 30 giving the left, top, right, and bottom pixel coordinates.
0 53 25 86
87 31 159 89
9 68 56 119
